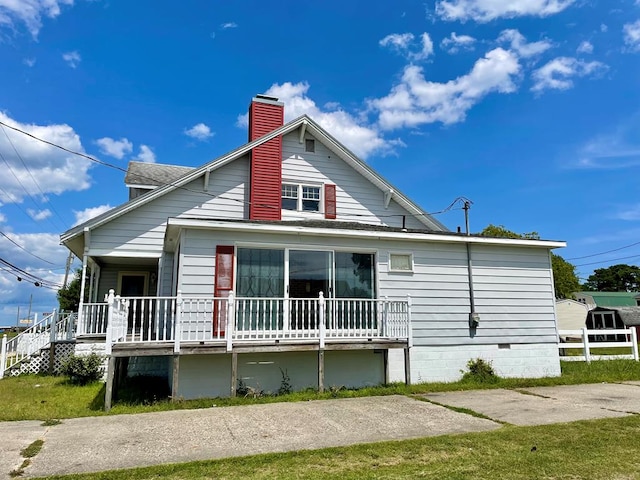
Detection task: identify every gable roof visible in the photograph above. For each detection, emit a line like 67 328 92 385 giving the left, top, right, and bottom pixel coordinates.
61 115 447 245
575 292 638 307
125 161 194 187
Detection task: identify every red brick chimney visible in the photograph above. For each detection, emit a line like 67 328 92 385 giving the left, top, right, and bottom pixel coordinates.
248 95 284 220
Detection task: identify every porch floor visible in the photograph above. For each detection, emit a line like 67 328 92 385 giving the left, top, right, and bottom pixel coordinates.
110 338 409 357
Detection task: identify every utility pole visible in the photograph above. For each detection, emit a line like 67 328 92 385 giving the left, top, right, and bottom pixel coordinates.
62 251 74 288
27 294 33 324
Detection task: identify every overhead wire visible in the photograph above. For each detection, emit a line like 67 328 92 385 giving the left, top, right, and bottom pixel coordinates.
0 231 58 265
0 119 464 224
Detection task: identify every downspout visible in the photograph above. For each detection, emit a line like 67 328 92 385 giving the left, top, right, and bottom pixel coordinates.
463 201 479 331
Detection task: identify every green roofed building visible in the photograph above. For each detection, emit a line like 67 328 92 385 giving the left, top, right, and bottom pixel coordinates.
574 292 640 308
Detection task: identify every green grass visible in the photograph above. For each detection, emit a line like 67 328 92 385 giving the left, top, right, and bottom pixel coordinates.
2 359 640 422
20 439 44 458
36 415 640 480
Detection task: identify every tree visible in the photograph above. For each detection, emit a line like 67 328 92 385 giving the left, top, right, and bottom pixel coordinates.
584 264 640 292
57 268 85 312
479 225 580 299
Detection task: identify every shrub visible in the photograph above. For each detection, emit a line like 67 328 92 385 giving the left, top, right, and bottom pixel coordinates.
461 358 498 384
277 368 292 396
61 353 104 385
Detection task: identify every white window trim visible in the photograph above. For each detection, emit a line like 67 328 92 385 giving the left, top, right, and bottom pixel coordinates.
116 271 150 296
281 181 323 214
388 252 414 273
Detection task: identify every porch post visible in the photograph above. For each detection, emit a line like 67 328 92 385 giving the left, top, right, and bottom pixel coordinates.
0 335 7 379
318 292 325 349
171 355 180 401
104 356 116 411
78 253 89 334
105 289 115 356
174 291 182 354
226 291 235 352
318 349 325 393
230 351 238 397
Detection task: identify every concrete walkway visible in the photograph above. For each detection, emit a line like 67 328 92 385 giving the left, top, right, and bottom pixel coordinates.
2 382 639 479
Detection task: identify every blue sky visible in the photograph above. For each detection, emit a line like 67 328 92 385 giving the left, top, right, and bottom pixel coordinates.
0 0 639 324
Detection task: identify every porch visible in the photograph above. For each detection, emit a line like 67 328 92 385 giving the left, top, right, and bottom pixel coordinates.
79 290 412 408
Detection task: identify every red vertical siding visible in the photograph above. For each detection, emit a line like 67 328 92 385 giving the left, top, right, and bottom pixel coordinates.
249 98 284 220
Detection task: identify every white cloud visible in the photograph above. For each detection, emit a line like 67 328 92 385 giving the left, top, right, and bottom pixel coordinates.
0 0 73 39
133 145 156 163
498 29 552 58
440 32 476 54
0 112 92 204
221 22 237 29
184 123 214 141
574 117 640 169
372 47 520 129
531 57 607 93
238 82 399 159
435 0 575 22
576 41 593 54
616 204 640 221
27 208 52 221
623 20 640 52
62 50 81 68
600 24 608 33
23 57 36 67
95 137 133 159
73 204 113 226
380 32 434 61
0 212 5 223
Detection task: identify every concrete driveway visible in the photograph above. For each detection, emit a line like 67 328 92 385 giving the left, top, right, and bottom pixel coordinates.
2 382 639 479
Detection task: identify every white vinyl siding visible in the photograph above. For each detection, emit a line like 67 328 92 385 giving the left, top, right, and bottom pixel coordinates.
282 132 427 229
89 156 249 255
179 229 558 347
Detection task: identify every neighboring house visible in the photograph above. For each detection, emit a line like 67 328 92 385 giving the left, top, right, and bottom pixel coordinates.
555 299 591 336
574 292 639 310
585 307 640 340
60 95 565 406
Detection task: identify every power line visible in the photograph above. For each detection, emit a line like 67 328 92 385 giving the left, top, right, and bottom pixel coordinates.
567 241 640 261
0 231 57 265
0 119 460 224
0 124 68 230
574 254 640 268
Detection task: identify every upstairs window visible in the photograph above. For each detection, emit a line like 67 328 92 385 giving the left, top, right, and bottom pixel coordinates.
282 183 321 212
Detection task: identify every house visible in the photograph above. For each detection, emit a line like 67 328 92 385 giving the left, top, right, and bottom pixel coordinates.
60 95 565 407
555 299 591 338
574 291 639 310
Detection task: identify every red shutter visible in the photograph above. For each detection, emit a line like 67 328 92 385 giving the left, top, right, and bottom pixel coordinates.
324 184 337 219
213 245 234 336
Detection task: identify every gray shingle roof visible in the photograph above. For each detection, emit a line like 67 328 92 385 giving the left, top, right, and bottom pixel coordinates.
613 307 640 326
124 161 194 187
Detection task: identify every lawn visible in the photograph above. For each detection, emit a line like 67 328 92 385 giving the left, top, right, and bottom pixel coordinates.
2 359 640 422
36 415 640 480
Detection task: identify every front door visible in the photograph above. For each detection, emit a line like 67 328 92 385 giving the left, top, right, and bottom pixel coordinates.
288 250 332 329
119 273 148 338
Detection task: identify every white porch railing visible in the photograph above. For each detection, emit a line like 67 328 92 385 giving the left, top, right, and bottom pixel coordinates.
81 290 412 353
0 311 77 379
558 327 639 362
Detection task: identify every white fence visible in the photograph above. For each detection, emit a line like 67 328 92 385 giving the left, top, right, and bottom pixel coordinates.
558 327 639 362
